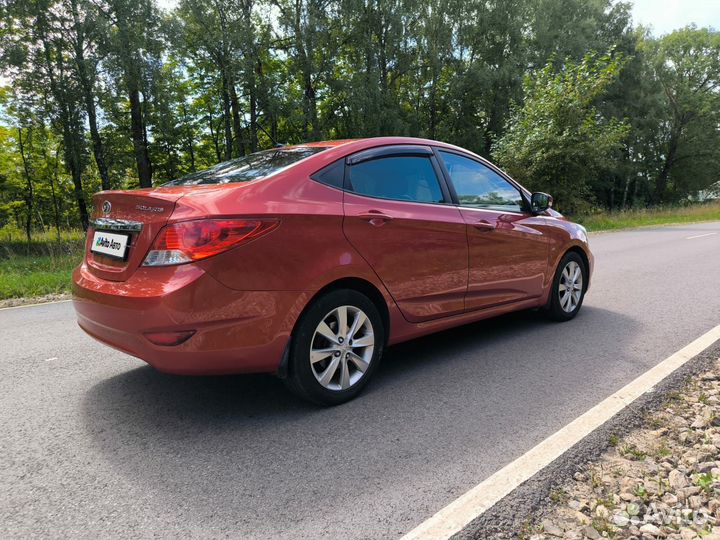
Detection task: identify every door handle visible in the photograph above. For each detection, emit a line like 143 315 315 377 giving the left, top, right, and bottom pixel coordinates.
472 220 495 231
358 211 394 227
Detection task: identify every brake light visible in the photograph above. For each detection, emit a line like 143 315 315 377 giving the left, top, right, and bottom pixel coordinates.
143 219 279 266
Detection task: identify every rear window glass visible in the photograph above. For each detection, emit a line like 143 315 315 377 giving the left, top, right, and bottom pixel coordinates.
347 156 444 203
164 147 328 186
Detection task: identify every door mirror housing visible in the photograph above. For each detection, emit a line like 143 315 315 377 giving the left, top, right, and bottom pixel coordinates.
530 192 553 214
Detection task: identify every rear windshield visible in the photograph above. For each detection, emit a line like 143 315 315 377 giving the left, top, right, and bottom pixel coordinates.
163 147 328 186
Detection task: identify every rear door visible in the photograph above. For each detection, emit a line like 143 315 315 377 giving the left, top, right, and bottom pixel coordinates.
435 149 550 311
342 145 468 323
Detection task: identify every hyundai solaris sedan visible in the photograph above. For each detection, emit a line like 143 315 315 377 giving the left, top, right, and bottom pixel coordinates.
73 137 593 405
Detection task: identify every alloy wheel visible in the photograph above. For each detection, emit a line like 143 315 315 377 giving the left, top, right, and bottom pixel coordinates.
309 305 375 391
558 260 583 313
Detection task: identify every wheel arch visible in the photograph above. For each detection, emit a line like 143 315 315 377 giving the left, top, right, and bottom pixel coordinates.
305 278 390 341
276 277 391 379
564 245 591 290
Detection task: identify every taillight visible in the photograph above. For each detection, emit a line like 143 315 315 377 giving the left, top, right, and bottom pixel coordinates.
143 219 279 266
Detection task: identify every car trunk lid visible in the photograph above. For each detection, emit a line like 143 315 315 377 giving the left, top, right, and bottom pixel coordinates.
85 188 186 282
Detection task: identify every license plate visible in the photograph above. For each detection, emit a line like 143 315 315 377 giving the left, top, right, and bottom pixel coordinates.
91 231 130 260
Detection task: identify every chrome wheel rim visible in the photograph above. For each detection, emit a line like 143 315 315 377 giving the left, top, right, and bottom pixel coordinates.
559 261 583 313
310 305 375 391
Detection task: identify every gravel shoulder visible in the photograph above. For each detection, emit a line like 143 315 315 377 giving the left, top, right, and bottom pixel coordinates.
456 342 720 540
0 293 71 309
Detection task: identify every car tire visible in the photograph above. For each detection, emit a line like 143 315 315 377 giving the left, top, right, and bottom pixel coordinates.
284 289 385 406
546 251 587 322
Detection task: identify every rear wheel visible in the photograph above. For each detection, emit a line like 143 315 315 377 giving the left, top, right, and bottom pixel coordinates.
284 289 384 405
546 252 587 321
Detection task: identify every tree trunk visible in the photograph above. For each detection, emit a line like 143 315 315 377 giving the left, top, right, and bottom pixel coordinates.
17 127 33 243
303 71 317 141
70 0 111 190
61 119 90 230
429 71 438 139
50 146 62 239
113 6 152 188
221 81 233 160
129 85 152 187
207 106 222 162
249 84 258 152
180 101 196 172
621 173 631 209
228 80 246 156
83 85 111 190
655 134 679 205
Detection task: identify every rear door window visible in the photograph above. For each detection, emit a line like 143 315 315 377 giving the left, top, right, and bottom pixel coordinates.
346 156 444 204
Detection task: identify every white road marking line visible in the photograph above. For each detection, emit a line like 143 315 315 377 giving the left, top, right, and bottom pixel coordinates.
44 357 58 362
401 323 720 540
0 299 71 311
686 232 717 240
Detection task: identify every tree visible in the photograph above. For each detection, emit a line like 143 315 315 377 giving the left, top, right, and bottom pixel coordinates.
649 27 720 204
1 0 719 233
175 0 250 159
99 0 161 187
65 0 112 191
493 52 630 213
1 0 91 230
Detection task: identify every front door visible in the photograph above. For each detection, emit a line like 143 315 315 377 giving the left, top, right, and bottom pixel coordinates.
436 149 550 312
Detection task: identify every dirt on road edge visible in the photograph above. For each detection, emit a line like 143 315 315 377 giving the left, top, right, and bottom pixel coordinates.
0 293 71 309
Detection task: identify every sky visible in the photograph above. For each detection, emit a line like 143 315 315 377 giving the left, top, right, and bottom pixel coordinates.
155 0 720 35
630 0 720 35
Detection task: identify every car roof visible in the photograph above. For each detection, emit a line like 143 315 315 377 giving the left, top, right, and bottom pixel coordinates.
284 136 466 153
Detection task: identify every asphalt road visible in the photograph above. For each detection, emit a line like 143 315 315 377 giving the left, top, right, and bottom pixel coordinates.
2 222 720 540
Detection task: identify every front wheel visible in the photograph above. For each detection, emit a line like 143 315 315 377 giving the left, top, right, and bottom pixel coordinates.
546 252 587 321
284 289 385 405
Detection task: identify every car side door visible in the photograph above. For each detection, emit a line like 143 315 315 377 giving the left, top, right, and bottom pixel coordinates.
435 149 550 312
342 145 468 323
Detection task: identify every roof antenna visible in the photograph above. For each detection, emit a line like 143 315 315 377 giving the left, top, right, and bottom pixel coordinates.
255 119 284 148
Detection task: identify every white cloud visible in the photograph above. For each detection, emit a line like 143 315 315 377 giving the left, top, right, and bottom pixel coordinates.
630 0 720 35
156 0 178 10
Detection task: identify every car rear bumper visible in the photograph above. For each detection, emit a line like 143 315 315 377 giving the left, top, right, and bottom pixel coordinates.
72 263 306 375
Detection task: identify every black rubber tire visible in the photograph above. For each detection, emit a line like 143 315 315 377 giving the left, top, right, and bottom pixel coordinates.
284 289 385 406
546 251 588 322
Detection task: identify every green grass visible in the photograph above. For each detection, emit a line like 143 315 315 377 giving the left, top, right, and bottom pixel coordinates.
576 201 720 232
0 230 85 300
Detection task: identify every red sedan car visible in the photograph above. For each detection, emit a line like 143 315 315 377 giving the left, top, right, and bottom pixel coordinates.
73 137 593 405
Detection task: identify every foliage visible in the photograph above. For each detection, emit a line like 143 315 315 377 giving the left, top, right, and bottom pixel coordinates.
0 0 718 242
493 52 630 213
577 200 720 231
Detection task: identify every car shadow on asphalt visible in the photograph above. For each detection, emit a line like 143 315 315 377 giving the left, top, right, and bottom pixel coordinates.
81 304 640 428
80 305 639 536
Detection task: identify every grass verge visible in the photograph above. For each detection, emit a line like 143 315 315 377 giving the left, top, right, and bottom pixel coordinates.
0 230 84 300
577 201 720 232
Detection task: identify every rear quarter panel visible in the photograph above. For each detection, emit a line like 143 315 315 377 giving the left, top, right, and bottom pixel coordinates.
188 172 384 295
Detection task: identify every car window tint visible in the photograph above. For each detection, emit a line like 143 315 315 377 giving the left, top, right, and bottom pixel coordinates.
310 158 344 188
439 151 523 212
164 147 327 186
347 156 443 203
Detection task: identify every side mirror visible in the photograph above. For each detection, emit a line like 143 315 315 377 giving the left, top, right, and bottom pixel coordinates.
530 192 553 214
